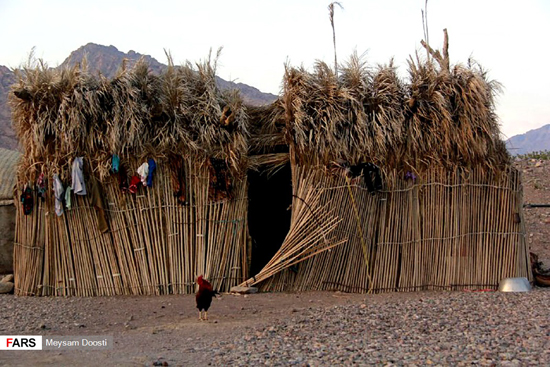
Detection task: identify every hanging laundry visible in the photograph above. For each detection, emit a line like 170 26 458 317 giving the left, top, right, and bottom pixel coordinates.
89 177 109 233
171 157 187 205
146 158 156 187
36 172 46 202
347 162 383 195
71 157 87 195
116 164 129 192
208 158 233 201
405 171 417 182
53 174 65 216
64 186 72 210
20 186 33 215
137 162 149 186
128 175 141 194
112 154 120 173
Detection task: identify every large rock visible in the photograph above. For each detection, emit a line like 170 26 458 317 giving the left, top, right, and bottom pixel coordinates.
1 274 13 283
230 286 258 294
0 281 13 294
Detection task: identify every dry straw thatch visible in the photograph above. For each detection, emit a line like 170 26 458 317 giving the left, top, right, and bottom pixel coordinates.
281 30 509 174
10 49 249 185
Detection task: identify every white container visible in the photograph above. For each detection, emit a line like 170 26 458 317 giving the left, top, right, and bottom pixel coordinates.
498 277 531 292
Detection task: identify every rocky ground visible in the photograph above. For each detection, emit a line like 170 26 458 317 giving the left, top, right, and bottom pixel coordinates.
515 158 550 263
0 158 548 366
0 289 548 366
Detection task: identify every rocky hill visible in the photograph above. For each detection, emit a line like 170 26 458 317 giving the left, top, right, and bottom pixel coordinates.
514 158 550 261
506 124 550 156
59 43 166 78
0 43 278 151
61 43 278 106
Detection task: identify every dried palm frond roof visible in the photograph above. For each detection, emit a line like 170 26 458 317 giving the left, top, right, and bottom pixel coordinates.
282 31 510 172
9 50 250 184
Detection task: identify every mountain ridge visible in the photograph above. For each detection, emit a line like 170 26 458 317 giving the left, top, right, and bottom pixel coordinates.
505 124 550 155
61 43 278 106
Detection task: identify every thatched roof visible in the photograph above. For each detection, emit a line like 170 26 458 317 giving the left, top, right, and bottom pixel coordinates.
280 32 510 173
9 51 250 184
10 34 511 184
0 148 20 204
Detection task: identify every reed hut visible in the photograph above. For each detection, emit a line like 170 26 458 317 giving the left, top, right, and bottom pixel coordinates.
241 32 531 293
10 54 250 296
10 34 531 296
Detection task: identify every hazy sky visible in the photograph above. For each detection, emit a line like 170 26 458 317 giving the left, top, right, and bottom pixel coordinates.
1 0 549 138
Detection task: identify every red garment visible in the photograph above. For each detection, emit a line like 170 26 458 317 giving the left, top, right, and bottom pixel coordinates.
128 175 141 194
21 187 33 215
117 164 129 192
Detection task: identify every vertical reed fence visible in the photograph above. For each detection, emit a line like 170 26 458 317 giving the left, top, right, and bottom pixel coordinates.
13 157 248 296
259 165 530 293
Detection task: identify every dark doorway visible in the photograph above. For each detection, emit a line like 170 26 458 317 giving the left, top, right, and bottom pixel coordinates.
248 163 292 276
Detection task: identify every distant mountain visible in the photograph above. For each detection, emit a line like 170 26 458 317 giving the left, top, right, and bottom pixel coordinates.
60 43 166 78
0 43 278 151
60 43 278 106
506 124 550 156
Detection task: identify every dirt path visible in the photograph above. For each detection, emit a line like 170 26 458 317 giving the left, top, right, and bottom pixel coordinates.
0 291 372 366
1 289 549 366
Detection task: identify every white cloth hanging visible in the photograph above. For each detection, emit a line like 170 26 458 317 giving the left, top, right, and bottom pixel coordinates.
137 162 149 186
71 157 87 195
53 174 65 216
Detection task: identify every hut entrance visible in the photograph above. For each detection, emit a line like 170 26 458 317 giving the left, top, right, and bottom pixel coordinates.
248 163 292 276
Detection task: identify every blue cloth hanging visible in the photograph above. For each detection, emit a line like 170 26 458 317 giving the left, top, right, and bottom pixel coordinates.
112 154 120 173
147 158 156 187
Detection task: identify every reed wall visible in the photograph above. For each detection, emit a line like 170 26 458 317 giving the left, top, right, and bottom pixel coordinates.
258 165 531 293
13 159 248 296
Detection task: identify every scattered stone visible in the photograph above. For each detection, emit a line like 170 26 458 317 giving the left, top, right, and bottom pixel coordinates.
0 282 14 294
230 286 258 294
1 274 14 283
152 360 169 366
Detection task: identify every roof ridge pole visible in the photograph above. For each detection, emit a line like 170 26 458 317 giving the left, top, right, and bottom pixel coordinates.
420 29 450 72
328 2 343 76
422 0 430 61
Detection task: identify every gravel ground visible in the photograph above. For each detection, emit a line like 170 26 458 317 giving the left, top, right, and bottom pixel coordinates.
205 290 550 366
0 289 549 366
